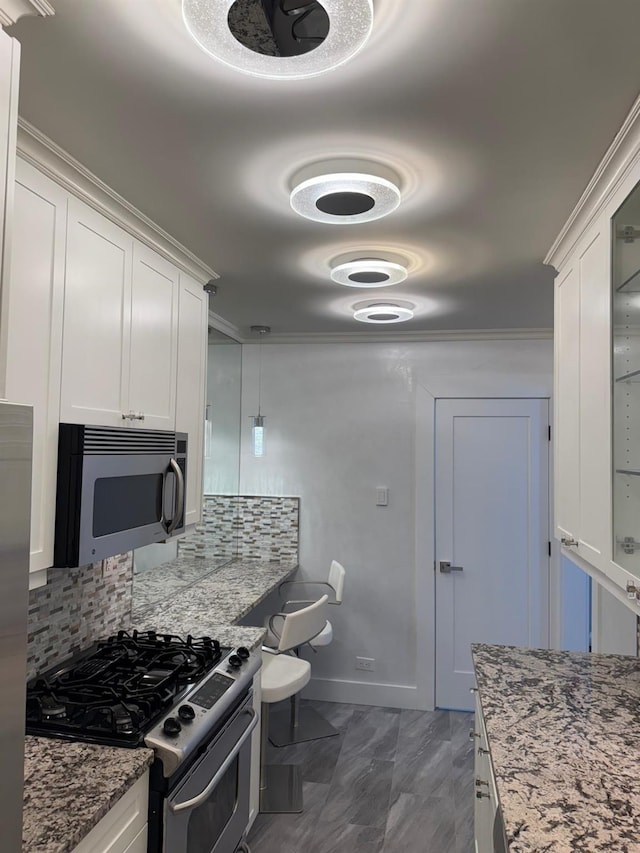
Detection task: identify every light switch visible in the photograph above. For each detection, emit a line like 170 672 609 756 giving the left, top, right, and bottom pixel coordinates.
376 487 388 506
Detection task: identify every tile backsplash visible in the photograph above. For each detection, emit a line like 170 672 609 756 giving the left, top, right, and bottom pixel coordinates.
179 495 300 562
27 553 133 679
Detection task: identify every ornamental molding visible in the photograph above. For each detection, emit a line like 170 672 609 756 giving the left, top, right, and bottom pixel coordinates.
0 0 54 28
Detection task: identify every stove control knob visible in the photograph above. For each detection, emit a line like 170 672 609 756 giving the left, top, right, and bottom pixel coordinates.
237 647 250 660
228 654 242 669
178 704 195 723
163 716 182 737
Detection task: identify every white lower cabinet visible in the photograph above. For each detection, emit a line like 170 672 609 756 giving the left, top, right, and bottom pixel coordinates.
473 692 499 853
71 771 148 853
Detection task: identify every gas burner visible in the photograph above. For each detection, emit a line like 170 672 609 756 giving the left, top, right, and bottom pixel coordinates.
25 631 228 747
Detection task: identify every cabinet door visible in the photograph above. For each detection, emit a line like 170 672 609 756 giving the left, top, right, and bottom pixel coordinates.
60 198 132 426
5 160 67 574
554 261 580 544
176 274 207 527
577 225 611 570
128 242 178 429
71 771 148 853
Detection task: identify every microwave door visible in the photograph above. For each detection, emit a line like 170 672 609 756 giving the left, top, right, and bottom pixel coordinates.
79 453 175 565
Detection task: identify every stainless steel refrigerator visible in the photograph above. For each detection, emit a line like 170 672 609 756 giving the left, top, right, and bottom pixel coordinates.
0 402 32 851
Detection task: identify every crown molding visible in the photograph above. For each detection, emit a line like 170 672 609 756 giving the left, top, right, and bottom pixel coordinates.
0 0 54 27
545 94 640 271
207 310 243 342
16 118 219 286
237 327 553 345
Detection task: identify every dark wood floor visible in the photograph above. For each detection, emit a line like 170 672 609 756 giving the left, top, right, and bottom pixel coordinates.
248 700 475 853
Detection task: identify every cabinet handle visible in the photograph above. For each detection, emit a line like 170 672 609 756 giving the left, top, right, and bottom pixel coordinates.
469 687 478 693
469 730 481 740
476 791 490 800
122 412 145 421
478 747 490 756
475 779 489 788
560 537 578 547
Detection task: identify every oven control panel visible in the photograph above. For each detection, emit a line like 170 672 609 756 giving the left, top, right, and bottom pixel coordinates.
144 647 261 777
191 672 234 709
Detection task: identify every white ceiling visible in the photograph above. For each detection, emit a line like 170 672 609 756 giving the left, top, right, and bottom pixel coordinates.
9 0 640 336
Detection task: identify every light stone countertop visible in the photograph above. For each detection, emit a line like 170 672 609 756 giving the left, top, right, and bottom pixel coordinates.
22 737 153 853
24 556 298 852
472 643 640 853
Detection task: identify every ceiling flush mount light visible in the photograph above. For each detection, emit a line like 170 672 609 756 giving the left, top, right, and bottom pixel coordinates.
182 0 374 80
353 303 415 324
331 258 408 288
290 173 401 225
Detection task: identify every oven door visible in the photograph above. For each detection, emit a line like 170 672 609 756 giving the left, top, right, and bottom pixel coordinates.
78 452 184 564
163 694 257 853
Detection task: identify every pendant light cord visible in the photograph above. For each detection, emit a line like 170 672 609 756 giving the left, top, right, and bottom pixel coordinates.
257 339 263 417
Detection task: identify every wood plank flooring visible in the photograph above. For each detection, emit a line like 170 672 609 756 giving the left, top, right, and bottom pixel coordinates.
248 700 474 853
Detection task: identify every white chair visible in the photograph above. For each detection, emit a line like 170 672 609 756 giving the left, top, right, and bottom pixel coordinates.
267 560 346 746
259 594 329 814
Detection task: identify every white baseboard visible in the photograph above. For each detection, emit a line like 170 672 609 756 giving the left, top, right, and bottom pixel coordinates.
302 676 425 710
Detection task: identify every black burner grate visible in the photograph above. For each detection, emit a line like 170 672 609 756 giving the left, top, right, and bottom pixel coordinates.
26 631 226 747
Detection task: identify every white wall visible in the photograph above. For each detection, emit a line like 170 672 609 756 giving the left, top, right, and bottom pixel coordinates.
239 339 553 708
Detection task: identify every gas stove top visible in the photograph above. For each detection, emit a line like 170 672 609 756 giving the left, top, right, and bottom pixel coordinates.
26 630 229 747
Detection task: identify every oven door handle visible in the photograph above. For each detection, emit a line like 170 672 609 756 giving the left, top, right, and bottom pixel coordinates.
168 708 258 814
163 457 185 535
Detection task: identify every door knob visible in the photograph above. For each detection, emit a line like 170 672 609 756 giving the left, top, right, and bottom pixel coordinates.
439 561 463 573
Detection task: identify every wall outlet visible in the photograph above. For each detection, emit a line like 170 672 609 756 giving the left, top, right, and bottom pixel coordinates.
355 656 376 672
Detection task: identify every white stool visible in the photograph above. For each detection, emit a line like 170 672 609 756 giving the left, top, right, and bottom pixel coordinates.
259 594 329 814
268 560 346 746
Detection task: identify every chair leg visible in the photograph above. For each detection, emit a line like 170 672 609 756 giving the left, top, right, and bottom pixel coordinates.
268 690 339 746
259 701 304 814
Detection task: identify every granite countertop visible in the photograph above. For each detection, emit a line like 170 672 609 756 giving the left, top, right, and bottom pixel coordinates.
133 556 298 649
24 556 298 851
23 737 153 853
472 644 640 853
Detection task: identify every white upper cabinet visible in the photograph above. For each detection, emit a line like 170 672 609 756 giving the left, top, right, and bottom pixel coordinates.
129 242 178 430
60 198 132 426
61 198 182 431
5 160 66 575
554 260 580 545
176 273 207 527
550 94 640 602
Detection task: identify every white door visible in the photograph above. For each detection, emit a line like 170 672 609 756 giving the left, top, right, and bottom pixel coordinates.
128 242 178 429
435 398 549 710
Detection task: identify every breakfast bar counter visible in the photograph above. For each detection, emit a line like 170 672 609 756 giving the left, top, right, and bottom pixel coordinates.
472 644 640 853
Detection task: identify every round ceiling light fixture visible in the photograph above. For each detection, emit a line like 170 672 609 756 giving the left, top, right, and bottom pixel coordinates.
182 0 374 80
331 258 408 288
290 173 401 225
353 302 415 324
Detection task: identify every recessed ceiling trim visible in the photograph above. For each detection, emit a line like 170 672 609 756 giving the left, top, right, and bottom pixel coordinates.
291 172 401 224
331 258 408 288
182 0 374 80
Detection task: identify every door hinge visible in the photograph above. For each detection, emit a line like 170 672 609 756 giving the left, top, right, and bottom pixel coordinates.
548 425 551 441
548 541 551 557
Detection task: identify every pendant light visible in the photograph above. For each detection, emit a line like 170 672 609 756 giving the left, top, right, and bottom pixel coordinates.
250 325 270 457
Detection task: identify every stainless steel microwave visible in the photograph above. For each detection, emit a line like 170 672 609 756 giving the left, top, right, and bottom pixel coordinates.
54 423 187 567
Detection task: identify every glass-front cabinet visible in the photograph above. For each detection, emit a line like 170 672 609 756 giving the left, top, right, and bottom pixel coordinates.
612 182 640 573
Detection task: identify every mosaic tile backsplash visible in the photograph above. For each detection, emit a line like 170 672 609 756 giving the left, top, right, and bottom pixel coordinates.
27 553 133 679
179 495 300 562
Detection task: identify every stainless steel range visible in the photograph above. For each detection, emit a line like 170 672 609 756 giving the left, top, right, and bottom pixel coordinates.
25 630 261 853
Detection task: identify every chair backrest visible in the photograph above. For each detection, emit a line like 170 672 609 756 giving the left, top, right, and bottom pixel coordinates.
328 560 346 605
278 594 329 653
